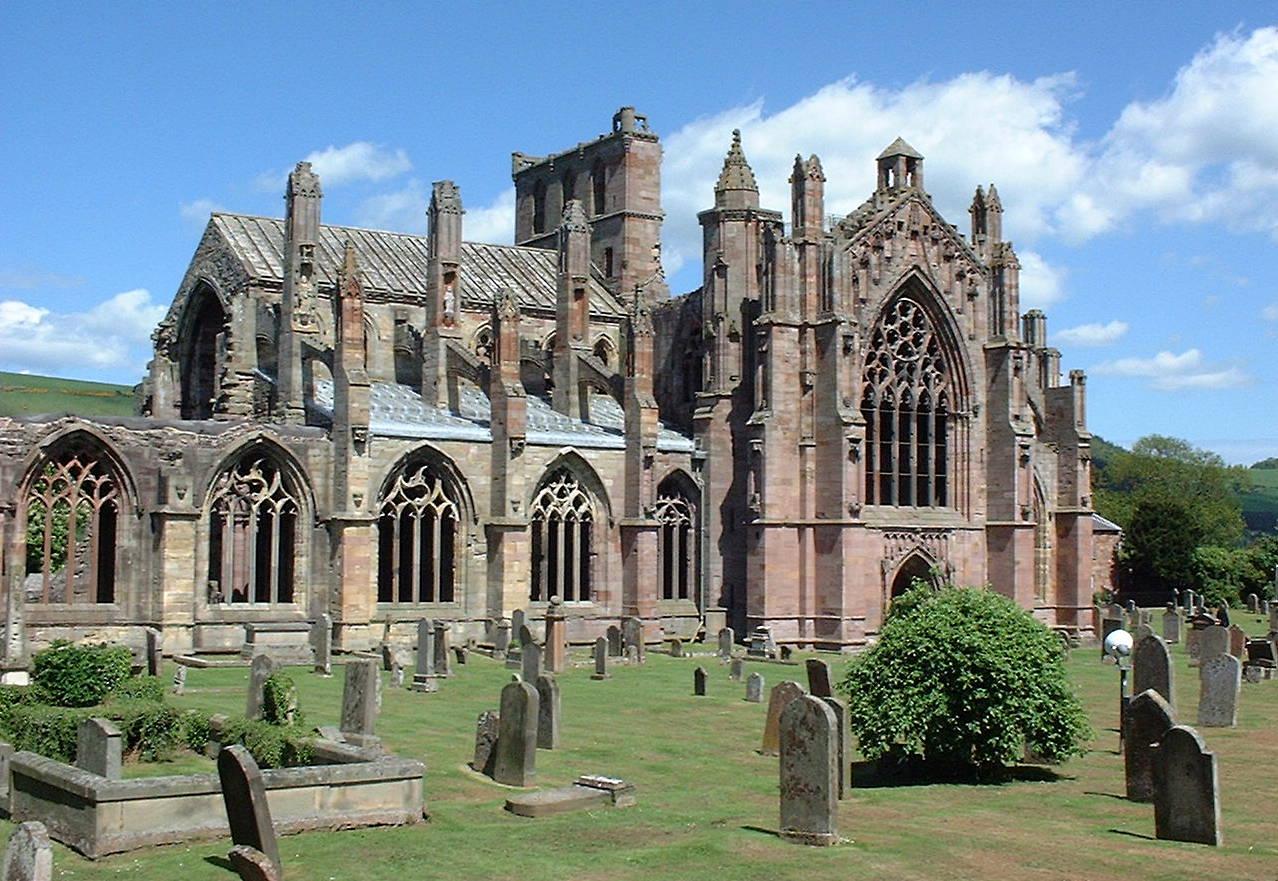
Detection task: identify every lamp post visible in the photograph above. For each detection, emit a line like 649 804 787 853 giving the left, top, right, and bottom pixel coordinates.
1104 628 1134 745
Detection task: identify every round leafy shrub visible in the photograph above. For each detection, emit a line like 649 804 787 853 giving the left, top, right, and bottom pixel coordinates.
1 704 93 762
841 585 1091 775
217 716 314 769
261 671 303 728
31 642 132 707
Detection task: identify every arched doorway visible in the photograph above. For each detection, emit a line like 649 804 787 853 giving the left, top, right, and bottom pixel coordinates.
890 554 934 598
179 285 227 420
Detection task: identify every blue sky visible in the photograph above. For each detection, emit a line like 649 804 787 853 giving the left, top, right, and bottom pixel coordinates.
1 2 1276 463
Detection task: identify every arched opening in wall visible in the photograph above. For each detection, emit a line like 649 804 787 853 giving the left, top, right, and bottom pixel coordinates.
1033 477 1053 604
22 437 127 604
532 180 547 234
890 553 934 599
473 324 494 367
861 293 956 507
394 347 420 387
179 285 226 420
206 447 305 605
376 455 462 605
561 172 576 212
591 161 607 216
592 336 614 369
530 468 595 603
656 474 698 606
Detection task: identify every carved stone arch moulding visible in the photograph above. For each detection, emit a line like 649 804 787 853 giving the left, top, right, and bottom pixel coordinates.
377 443 477 527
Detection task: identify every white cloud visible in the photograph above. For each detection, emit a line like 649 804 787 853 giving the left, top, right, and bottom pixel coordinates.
1090 347 1251 390
180 198 224 223
1262 302 1278 321
260 142 412 190
464 188 515 244
1017 251 1066 308
356 183 514 244
0 289 166 376
1053 320 1129 347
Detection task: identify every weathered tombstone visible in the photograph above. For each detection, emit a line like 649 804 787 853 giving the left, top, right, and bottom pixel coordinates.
1162 608 1181 644
2 821 52 881
1227 625 1247 659
1100 618 1123 658
1270 604 1278 634
74 717 121 779
217 744 281 876
818 695 850 799
339 658 381 748
534 674 560 750
778 695 838 846
624 644 638 663
590 637 610 680
144 627 163 678
1197 654 1241 727
1105 602 1125 622
511 609 527 640
1152 725 1221 846
228 844 281 881
1132 623 1154 641
493 681 538 787
518 624 535 648
780 645 793 661
667 637 684 658
245 654 278 721
434 620 453 678
454 645 468 665
1132 634 1175 711
1247 593 1259 614
805 658 833 697
1185 627 1203 659
389 654 405 688
411 618 438 693
1245 636 1276 668
730 658 745 681
522 642 543 684
493 620 511 660
693 666 708 696
761 681 807 755
1124 688 1176 802
310 613 332 675
1126 608 1142 632
622 617 645 662
1198 625 1229 663
717 627 735 660
544 600 567 674
471 710 500 776
172 664 187 695
745 672 764 702
606 625 623 657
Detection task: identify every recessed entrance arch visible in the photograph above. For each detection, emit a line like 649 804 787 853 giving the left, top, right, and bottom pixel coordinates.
890 553 935 598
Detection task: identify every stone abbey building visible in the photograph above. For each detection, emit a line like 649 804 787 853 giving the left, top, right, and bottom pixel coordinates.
0 108 1101 663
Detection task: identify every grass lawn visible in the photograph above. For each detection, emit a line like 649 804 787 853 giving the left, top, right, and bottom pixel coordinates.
0 371 135 418
8 615 1278 881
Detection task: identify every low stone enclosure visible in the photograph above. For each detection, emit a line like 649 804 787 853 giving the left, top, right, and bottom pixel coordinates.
3 737 424 859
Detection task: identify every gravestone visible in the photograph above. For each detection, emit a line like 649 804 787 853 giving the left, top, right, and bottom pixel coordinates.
217 744 281 876
1152 725 1221 846
434 620 453 678
1100 618 1123 657
453 645 468 665
172 665 187 695
1245 636 1276 668
1185 628 1203 659
761 681 807 755
745 672 764 702
622 617 645 662
1197 654 1241 727
310 613 332 675
693 667 707 695
144 627 163 677
780 645 793 661
667 638 684 658
1105 602 1124 621
519 624 535 648
1126 608 1142 632
717 627 734 660
778 695 838 846
591 637 610 680
730 658 745 681
493 620 511 660
535 674 560 750
493 680 538 787
412 619 438 693
2 821 52 881
1132 623 1154 641
544 602 567 674
606 625 623 657
75 717 122 779
1270 605 1278 634
1227 625 1247 659
1198 626 1229 663
1162 608 1181 644
511 609 527 640
805 658 833 697
522 642 544 684
1247 593 1259 614
228 845 281 881
339 658 381 748
245 655 278 721
1132 634 1175 711
471 710 500 777
1124 688 1176 802
818 695 850 799
389 655 405 688
624 645 638 663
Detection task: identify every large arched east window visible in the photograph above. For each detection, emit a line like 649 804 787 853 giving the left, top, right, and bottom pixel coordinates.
655 477 697 604
207 450 302 604
861 296 953 507
180 285 226 420
23 441 124 604
377 460 460 604
530 469 594 603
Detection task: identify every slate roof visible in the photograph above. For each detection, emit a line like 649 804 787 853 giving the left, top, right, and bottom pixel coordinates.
210 214 627 318
310 380 695 453
876 137 924 160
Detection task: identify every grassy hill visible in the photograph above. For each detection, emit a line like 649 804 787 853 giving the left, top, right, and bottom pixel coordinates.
0 371 136 418
1242 464 1278 534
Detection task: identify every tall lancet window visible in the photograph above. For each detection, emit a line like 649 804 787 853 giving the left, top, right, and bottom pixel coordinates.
377 461 459 604
207 451 301 604
530 469 594 603
655 477 697 603
861 296 952 507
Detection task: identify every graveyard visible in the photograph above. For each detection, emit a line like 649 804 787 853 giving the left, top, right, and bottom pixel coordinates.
1 611 1275 881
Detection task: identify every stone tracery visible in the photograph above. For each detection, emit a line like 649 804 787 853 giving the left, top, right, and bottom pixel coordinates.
376 461 459 604
206 451 300 604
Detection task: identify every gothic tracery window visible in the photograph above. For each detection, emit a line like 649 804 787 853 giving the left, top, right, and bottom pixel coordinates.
23 444 122 604
861 296 952 507
655 479 696 603
207 451 301 604
530 469 594 603
377 461 459 604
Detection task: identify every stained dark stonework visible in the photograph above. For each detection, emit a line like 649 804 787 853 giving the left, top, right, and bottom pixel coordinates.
745 672 764 702
1132 634 1174 711
311 613 332 675
217 744 281 876
534 674 560 750
693 666 707 695
1197 654 1241 728
1124 688 1176 802
761 681 806 755
472 710 500 777
805 658 833 697
591 637 610 680
75 717 122 779
494 680 538 787
1152 725 1221 846
2 821 53 881
778 695 838 846
339 658 381 747
245 655 278 721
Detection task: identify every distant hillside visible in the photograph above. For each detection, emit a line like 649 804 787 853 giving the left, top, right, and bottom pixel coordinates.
1241 464 1278 534
0 371 136 418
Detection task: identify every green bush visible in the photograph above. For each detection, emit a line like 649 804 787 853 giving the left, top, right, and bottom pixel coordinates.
110 675 165 704
217 716 314 769
1 704 92 762
261 671 303 728
31 642 132 707
841 585 1091 776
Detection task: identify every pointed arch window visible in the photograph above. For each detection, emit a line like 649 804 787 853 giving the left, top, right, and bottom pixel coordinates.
861 296 952 507
655 479 697 603
207 451 301 604
377 461 460 604
23 442 123 604
530 469 594 603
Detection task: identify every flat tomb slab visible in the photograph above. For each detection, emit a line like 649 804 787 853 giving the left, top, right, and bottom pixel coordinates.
504 776 636 818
